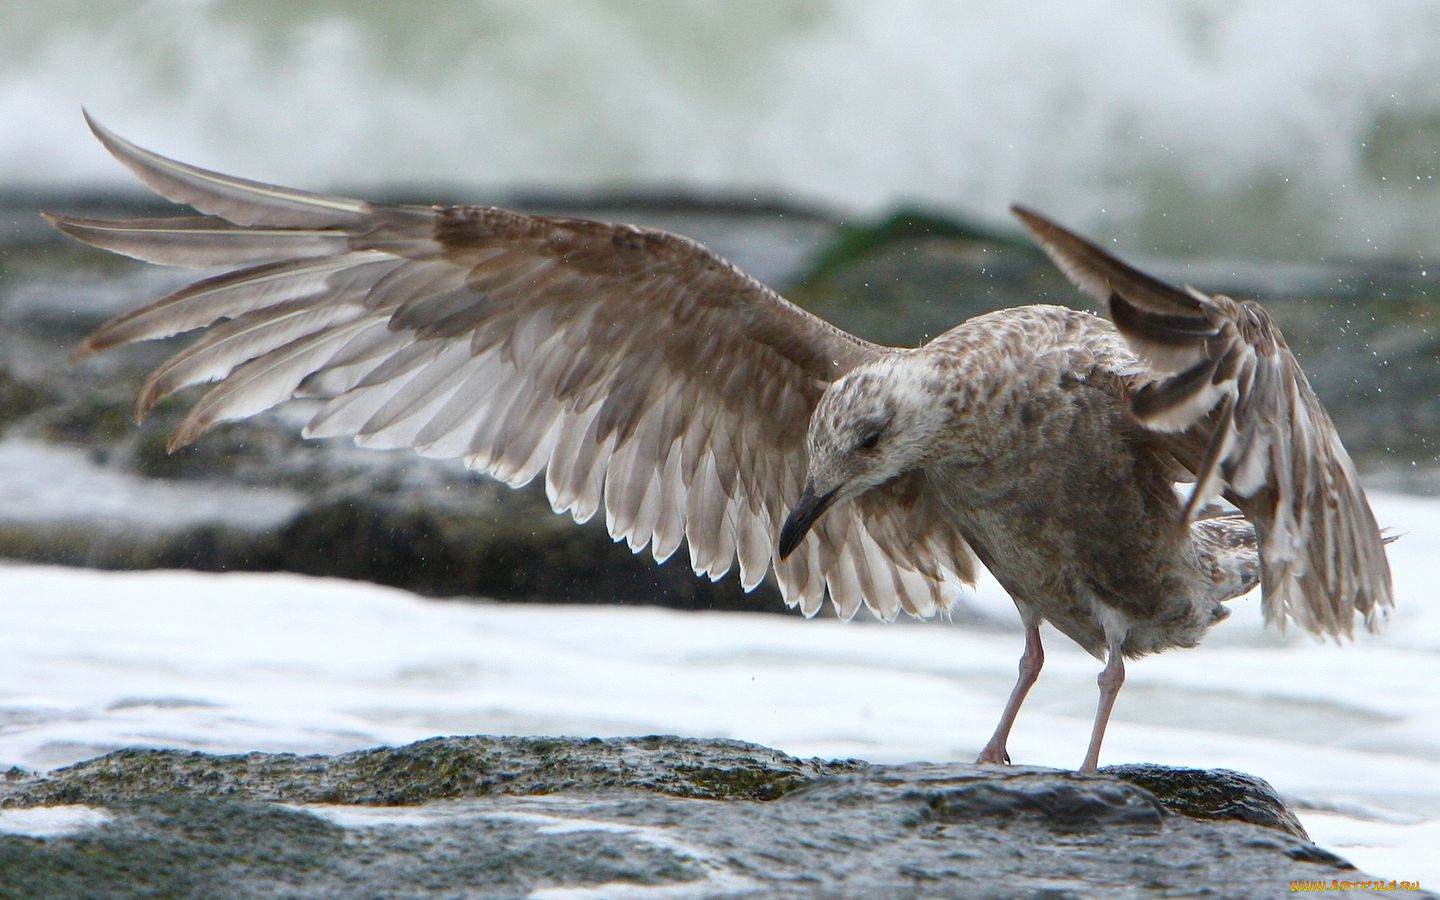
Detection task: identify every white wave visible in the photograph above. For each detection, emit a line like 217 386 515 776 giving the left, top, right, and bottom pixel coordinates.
0 439 304 532
0 490 1435 881
0 805 111 839
5 1 1440 261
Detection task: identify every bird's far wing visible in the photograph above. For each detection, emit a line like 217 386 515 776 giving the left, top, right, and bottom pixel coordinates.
1012 204 1393 638
49 113 973 620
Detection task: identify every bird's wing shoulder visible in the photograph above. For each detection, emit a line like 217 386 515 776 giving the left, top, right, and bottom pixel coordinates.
1013 204 1393 637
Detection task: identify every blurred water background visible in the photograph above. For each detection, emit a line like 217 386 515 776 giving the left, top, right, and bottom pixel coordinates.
4 0 1440 262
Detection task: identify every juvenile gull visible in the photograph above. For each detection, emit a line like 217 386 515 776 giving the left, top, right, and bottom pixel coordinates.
49 115 1393 772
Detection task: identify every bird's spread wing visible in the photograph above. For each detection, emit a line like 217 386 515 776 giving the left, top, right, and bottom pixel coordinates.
49 113 972 620
1013 204 1393 638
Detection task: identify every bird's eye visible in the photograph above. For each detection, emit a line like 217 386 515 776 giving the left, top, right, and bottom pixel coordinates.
858 430 881 451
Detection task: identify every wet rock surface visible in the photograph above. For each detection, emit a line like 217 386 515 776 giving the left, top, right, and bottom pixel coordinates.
1105 762 1311 840
3 735 859 807
0 196 1434 610
0 735 1406 898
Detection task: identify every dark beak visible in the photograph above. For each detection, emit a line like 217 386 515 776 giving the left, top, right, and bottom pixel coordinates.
778 482 840 560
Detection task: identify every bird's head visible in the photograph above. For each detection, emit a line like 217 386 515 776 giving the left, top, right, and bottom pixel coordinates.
778 354 948 559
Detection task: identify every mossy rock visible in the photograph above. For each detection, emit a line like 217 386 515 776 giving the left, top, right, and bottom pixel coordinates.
786 224 1065 348
0 738 1381 897
1107 763 1309 840
802 206 1020 281
1 736 860 808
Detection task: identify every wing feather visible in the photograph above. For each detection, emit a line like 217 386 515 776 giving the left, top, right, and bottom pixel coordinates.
80 110 366 228
54 118 984 620
1014 204 1393 638
42 214 351 268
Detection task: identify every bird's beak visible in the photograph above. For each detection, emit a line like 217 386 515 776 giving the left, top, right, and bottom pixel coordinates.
778 482 840 560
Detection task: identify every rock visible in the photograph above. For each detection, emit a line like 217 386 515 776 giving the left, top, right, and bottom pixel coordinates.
1105 762 1310 841
0 736 1411 897
4 736 858 807
800 205 1020 281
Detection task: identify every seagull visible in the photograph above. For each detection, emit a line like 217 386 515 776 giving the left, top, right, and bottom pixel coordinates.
48 114 1393 773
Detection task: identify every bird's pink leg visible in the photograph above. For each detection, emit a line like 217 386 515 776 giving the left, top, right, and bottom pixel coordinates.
1078 641 1126 774
975 621 1044 765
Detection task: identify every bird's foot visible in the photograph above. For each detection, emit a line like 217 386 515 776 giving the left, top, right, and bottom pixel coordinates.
974 743 1011 765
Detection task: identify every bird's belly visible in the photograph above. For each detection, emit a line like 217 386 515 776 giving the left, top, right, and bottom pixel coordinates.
932 455 1214 658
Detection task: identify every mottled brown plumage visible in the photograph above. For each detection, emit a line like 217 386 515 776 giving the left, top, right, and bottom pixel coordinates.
49 114 1392 772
